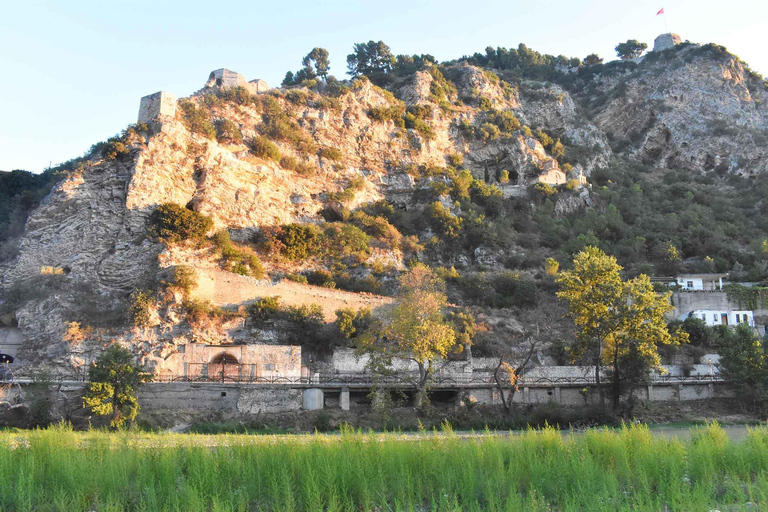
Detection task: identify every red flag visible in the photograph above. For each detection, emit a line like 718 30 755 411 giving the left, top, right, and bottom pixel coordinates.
656 7 665 15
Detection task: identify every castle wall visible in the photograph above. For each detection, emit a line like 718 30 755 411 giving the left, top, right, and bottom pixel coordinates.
138 91 177 124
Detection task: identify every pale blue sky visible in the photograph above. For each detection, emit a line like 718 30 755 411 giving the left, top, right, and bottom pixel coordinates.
1 0 765 173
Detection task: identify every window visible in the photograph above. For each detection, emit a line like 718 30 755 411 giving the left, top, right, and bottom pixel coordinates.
713 314 717 323
736 314 741 323
264 363 275 371
687 281 694 288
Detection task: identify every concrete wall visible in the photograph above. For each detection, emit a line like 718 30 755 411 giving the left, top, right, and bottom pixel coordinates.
331 348 472 375
138 383 301 413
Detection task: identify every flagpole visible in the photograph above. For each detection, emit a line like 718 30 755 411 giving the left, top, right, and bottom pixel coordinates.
664 11 668 32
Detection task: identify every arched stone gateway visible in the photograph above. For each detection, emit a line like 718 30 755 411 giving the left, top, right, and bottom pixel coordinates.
209 352 240 381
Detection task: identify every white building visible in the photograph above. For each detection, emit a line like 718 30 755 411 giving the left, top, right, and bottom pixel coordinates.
683 309 755 328
676 273 727 291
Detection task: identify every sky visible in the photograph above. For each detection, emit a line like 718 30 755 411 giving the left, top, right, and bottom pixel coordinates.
1 0 766 173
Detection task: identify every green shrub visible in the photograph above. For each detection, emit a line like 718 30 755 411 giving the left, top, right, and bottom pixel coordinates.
323 223 371 259
218 86 257 106
215 119 243 144
285 273 309 284
129 289 154 327
479 123 501 142
478 97 492 111
307 269 336 288
426 201 463 239
489 109 521 134
150 203 214 244
535 128 554 148
329 177 366 203
335 307 374 339
280 155 316 175
367 105 405 126
172 265 198 295
262 224 323 260
404 111 434 140
212 229 265 278
102 138 130 161
349 211 401 246
319 146 343 162
258 98 315 151
248 136 281 162
179 100 216 139
250 296 283 325
446 153 464 167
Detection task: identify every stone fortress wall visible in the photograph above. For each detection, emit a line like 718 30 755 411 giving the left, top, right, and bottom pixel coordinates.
137 68 269 124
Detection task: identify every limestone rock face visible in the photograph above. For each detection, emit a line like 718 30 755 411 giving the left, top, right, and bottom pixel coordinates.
584 44 767 174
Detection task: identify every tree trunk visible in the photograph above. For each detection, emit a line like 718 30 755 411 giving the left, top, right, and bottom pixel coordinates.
493 357 510 413
415 362 428 408
612 355 621 410
595 338 605 407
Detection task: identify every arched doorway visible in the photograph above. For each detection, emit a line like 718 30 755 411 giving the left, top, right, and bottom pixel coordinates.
209 352 240 381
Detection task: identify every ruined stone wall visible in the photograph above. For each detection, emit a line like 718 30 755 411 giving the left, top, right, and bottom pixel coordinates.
138 91 177 124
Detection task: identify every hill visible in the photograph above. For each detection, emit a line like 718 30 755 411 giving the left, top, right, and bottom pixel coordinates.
0 35 766 374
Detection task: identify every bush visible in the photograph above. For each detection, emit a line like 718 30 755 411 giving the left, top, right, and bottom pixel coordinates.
535 128 554 148
258 98 315 151
307 269 336 288
324 223 371 259
319 146 343 162
248 136 281 162
489 109 521 134
215 119 243 144
250 296 283 325
172 265 198 296
150 203 213 244
129 289 154 327
179 100 216 139
212 229 265 278
426 202 463 240
446 153 464 167
280 155 315 175
262 224 323 260
367 105 405 126
285 273 309 284
479 123 501 142
335 307 374 339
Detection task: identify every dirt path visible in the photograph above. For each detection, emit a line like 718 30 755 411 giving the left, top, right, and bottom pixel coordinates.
194 268 393 321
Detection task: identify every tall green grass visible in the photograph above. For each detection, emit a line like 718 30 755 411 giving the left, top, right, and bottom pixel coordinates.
0 422 767 511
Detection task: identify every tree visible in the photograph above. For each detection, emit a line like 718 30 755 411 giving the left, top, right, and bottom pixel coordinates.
82 345 150 428
718 324 768 411
346 41 395 80
150 202 213 244
615 39 648 60
584 53 604 66
302 47 330 81
493 333 537 413
356 264 459 406
557 246 686 409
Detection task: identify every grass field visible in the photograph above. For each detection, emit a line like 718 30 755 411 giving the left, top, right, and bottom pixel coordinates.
1 422 767 511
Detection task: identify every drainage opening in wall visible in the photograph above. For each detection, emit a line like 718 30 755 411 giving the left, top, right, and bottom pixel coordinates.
221 392 227 397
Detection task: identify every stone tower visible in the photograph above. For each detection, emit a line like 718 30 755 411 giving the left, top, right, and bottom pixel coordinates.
653 33 682 52
204 69 269 95
137 91 177 124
